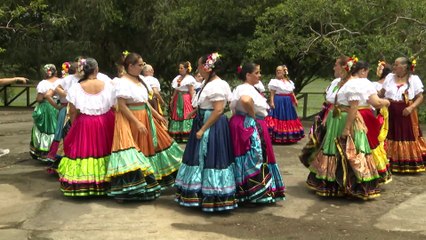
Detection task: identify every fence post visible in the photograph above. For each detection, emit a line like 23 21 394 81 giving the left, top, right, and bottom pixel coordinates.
3 85 8 107
303 93 308 119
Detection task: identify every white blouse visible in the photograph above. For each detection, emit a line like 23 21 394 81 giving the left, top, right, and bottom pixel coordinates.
230 83 269 117
143 76 161 91
192 78 232 109
383 73 424 101
336 78 376 106
325 78 341 103
66 81 115 115
114 78 149 104
254 81 266 93
268 78 295 94
97 72 112 82
172 75 196 92
372 82 383 92
36 80 57 94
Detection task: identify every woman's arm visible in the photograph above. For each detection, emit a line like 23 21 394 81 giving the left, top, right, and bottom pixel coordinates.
117 98 147 134
35 93 44 103
55 85 67 99
240 95 256 118
188 85 195 99
342 100 359 137
367 94 390 109
68 103 78 124
152 87 165 105
43 90 59 109
196 100 225 139
0 77 28 85
403 93 423 116
269 90 276 109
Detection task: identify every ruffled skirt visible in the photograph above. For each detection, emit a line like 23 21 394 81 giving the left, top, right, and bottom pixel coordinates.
266 94 304 143
175 110 238 212
30 101 58 161
229 114 285 203
306 110 381 200
58 110 115 196
168 92 193 142
386 101 426 173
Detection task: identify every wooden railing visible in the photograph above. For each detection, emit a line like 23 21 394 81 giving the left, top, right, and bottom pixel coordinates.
0 84 38 107
0 84 324 120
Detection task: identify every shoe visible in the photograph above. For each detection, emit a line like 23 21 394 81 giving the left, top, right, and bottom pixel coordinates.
0 148 10 157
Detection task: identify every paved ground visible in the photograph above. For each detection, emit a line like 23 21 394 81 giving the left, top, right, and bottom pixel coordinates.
0 108 426 240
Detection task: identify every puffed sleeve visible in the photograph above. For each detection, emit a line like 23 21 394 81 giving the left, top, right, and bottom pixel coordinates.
182 75 196 86
382 73 394 91
207 81 231 102
268 79 279 91
171 75 179 89
36 80 52 94
65 84 78 105
114 79 132 99
410 75 424 95
344 81 363 102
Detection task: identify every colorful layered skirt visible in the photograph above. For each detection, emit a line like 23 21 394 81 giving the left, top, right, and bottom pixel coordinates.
46 104 68 164
229 113 285 203
266 94 304 143
126 104 183 187
386 101 426 173
306 108 381 200
299 102 332 167
175 109 238 212
106 105 163 201
359 107 392 183
30 101 58 161
168 91 194 142
58 110 115 196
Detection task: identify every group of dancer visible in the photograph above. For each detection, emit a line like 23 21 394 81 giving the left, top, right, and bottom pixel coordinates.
21 50 426 214
28 52 288 212
300 55 425 200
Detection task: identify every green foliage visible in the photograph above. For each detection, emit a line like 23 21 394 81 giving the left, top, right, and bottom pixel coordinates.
0 0 425 94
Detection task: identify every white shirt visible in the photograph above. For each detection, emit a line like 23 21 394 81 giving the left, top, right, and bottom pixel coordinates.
336 78 376 106
36 80 57 94
383 73 424 101
192 78 232 109
171 75 196 92
66 81 115 115
325 78 341 103
230 83 269 117
268 78 295 94
143 76 161 91
114 78 149 104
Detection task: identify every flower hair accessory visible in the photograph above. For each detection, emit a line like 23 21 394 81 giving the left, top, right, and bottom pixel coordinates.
122 50 130 57
376 60 386 77
237 65 242 74
410 56 417 72
43 64 56 78
62 62 70 77
344 55 358 72
204 52 221 70
186 62 192 73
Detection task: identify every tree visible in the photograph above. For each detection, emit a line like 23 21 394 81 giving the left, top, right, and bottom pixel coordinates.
247 0 426 92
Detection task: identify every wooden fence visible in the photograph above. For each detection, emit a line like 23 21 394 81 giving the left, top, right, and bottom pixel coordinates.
0 84 324 120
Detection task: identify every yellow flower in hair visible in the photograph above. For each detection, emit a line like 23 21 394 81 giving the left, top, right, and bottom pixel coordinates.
122 50 130 57
188 65 192 73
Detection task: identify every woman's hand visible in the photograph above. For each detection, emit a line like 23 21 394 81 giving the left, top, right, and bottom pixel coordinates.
136 122 148 135
196 129 205 139
402 106 413 116
186 109 197 119
156 115 168 126
270 102 275 109
15 77 29 84
341 128 351 137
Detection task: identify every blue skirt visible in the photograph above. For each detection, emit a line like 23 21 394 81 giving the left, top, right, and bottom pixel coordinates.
175 109 237 212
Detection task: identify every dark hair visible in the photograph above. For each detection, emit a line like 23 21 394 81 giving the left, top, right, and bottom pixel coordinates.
380 64 392 80
200 54 223 84
78 58 98 83
69 62 78 75
238 63 257 81
119 52 150 92
42 64 57 79
350 61 369 76
179 61 192 74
